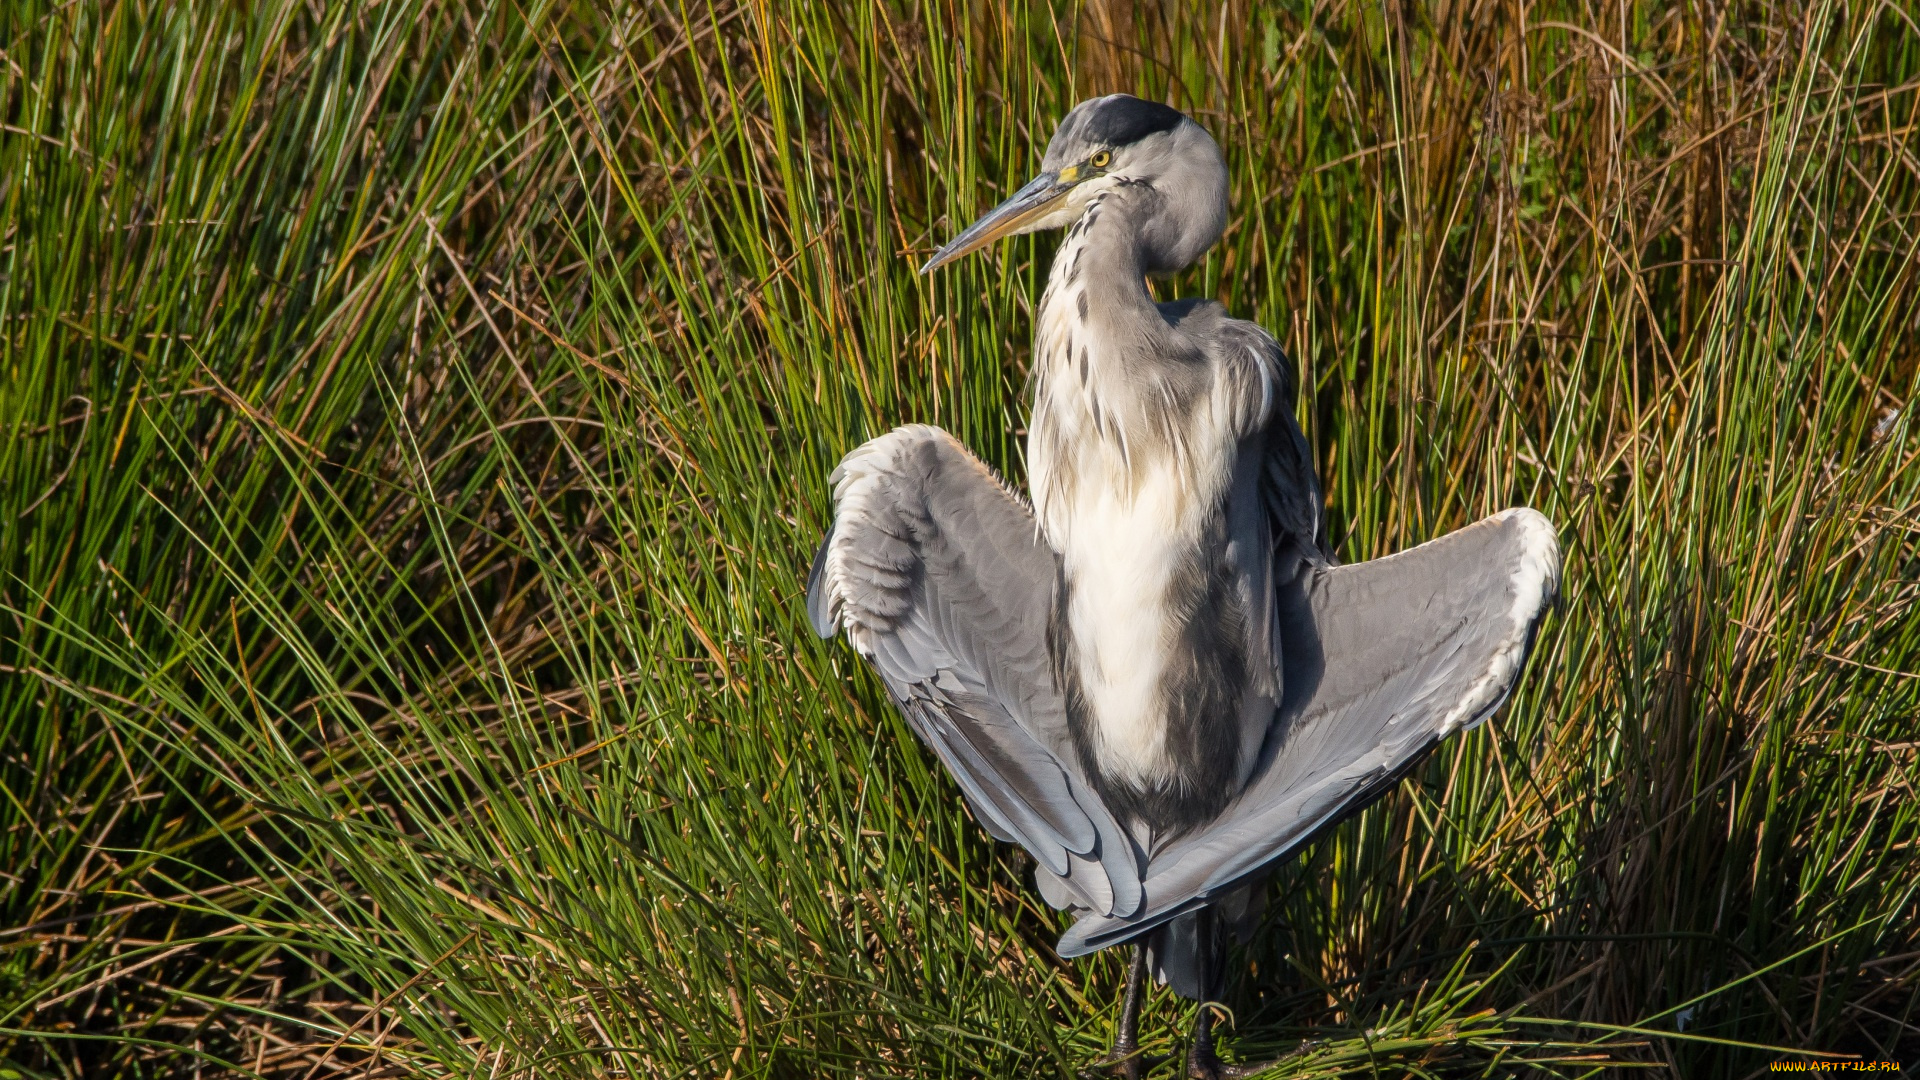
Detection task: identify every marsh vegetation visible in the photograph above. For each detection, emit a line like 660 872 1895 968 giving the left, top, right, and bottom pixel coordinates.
3 0 1919 1075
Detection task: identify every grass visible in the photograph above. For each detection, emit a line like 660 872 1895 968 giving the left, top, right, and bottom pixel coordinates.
2 0 1919 1076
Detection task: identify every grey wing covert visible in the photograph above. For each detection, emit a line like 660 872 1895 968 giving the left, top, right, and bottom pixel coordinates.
806 424 1145 920
1211 319 1325 570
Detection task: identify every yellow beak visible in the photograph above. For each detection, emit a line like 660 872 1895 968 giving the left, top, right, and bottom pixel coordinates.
921 171 1074 273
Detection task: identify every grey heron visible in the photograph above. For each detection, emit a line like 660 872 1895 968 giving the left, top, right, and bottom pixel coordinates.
806 94 1559 1079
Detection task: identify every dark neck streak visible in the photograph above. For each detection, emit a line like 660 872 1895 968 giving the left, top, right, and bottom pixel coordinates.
1036 187 1183 500
1054 187 1172 370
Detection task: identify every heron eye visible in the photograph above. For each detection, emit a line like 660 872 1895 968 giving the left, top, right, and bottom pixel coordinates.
1090 150 1112 169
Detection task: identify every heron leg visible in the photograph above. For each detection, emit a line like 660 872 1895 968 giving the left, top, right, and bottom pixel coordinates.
1184 909 1276 1080
1189 1000 1278 1079
1089 946 1151 1079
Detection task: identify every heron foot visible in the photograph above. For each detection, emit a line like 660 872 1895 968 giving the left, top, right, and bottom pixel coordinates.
1185 1046 1270 1080
1083 1046 1164 1080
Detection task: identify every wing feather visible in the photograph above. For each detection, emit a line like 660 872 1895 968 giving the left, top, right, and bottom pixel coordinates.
1208 319 1324 568
808 425 1143 917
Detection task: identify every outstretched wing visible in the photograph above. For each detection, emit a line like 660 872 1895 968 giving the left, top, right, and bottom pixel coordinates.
1057 507 1560 956
807 425 1144 918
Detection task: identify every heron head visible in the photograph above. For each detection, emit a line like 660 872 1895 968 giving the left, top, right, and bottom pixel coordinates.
921 94 1229 275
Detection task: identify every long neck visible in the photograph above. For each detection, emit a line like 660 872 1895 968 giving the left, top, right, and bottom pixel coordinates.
1028 191 1171 537
1041 192 1167 365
